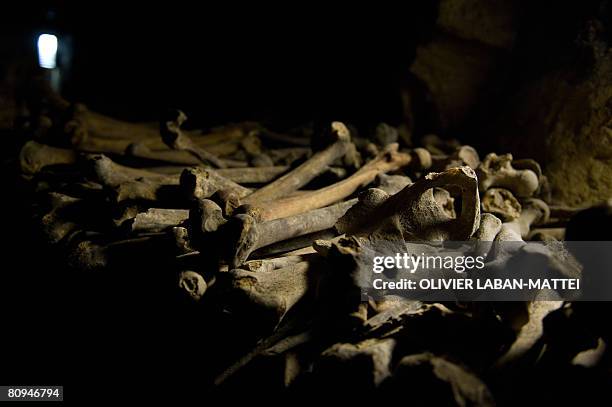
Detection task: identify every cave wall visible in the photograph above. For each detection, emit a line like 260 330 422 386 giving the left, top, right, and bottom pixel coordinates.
406 0 612 206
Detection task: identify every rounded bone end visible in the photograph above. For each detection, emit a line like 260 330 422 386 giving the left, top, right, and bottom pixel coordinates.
456 145 480 170
227 214 260 269
178 270 207 301
68 240 108 272
191 198 226 234
180 167 215 200
19 140 45 175
331 121 351 142
125 141 151 156
514 169 540 197
412 147 433 170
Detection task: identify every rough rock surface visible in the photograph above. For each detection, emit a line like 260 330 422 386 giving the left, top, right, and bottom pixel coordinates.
495 21 612 206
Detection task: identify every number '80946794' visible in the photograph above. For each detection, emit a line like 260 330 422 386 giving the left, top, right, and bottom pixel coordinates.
6 387 61 399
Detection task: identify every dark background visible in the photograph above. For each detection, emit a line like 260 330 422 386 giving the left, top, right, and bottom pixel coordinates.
1 1 610 402
0 2 439 401
2 2 438 129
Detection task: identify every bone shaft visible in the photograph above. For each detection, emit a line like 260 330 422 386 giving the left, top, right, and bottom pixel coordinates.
131 208 189 233
242 139 351 204
244 255 306 272
215 166 290 183
144 165 289 183
257 199 357 249
253 229 337 258
207 170 253 198
257 152 410 221
187 142 227 169
20 141 78 174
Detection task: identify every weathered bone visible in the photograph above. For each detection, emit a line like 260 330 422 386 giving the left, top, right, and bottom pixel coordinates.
214 166 289 183
433 187 456 219
243 143 411 222
141 164 289 183
314 338 396 388
226 173 420 267
240 121 353 204
337 166 480 241
482 187 522 221
90 153 287 197
496 198 550 241
131 208 189 233
20 140 77 175
40 192 81 244
528 227 566 241
470 213 503 258
172 226 195 254
374 173 412 195
431 145 480 171
227 200 356 267
126 142 209 166
180 167 252 200
242 255 309 273
495 300 564 368
268 147 311 166
190 198 228 235
251 229 337 259
178 270 209 301
477 153 539 198
227 261 312 325
74 132 244 161
161 110 226 168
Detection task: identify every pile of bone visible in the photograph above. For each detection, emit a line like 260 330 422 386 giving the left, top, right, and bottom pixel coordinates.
17 88 606 401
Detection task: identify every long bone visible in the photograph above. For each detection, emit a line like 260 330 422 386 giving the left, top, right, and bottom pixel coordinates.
227 200 356 267
239 121 354 204
241 143 411 222
223 174 418 267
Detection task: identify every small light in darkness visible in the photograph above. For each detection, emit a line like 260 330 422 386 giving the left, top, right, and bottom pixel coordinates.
37 34 58 69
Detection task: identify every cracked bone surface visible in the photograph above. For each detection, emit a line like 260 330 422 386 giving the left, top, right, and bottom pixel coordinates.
477 153 540 198
242 143 411 222
337 166 480 241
